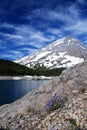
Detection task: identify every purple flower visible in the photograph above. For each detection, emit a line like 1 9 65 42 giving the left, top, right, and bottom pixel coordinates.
45 93 67 111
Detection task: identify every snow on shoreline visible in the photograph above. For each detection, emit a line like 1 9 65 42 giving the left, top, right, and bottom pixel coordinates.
0 76 53 80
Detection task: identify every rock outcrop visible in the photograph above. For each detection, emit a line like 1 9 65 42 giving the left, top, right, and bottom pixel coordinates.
0 61 87 129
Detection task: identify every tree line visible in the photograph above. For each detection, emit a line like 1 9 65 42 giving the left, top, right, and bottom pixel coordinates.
0 59 66 76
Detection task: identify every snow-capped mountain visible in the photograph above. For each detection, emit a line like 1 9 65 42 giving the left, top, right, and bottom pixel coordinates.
15 36 87 68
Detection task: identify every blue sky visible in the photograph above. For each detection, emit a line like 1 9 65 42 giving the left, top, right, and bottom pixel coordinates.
0 0 87 61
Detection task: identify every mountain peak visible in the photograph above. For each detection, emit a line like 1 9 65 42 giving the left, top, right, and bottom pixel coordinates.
63 36 82 44
15 36 87 68
46 36 82 49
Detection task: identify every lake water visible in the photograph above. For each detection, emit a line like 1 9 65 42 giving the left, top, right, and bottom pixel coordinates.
0 79 48 106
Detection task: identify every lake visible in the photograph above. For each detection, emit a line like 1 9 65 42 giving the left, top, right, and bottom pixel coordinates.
0 79 48 106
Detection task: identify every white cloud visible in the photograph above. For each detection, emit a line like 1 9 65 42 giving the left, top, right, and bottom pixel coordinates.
28 31 49 42
0 32 23 39
64 19 87 35
47 28 64 38
30 5 80 25
0 24 48 45
2 23 16 28
29 31 56 43
9 50 25 60
6 34 23 39
0 40 3 43
19 47 38 54
77 0 86 4
24 4 84 38
1 23 56 47
0 51 24 60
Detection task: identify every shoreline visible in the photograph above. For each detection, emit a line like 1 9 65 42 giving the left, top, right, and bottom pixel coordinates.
0 75 53 80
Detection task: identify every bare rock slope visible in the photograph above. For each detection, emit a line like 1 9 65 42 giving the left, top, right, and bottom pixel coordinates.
0 61 87 129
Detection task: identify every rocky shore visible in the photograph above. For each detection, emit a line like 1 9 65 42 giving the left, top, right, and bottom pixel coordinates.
0 61 87 130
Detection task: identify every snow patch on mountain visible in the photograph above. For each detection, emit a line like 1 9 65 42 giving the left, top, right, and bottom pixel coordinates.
31 51 51 62
61 55 84 67
80 46 86 50
53 38 65 46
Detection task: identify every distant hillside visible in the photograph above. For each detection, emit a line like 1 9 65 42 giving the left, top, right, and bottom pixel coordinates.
0 59 34 76
0 59 65 76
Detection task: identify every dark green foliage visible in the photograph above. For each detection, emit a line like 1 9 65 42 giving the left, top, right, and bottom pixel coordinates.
0 59 66 76
0 59 34 76
69 118 82 130
35 67 66 76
